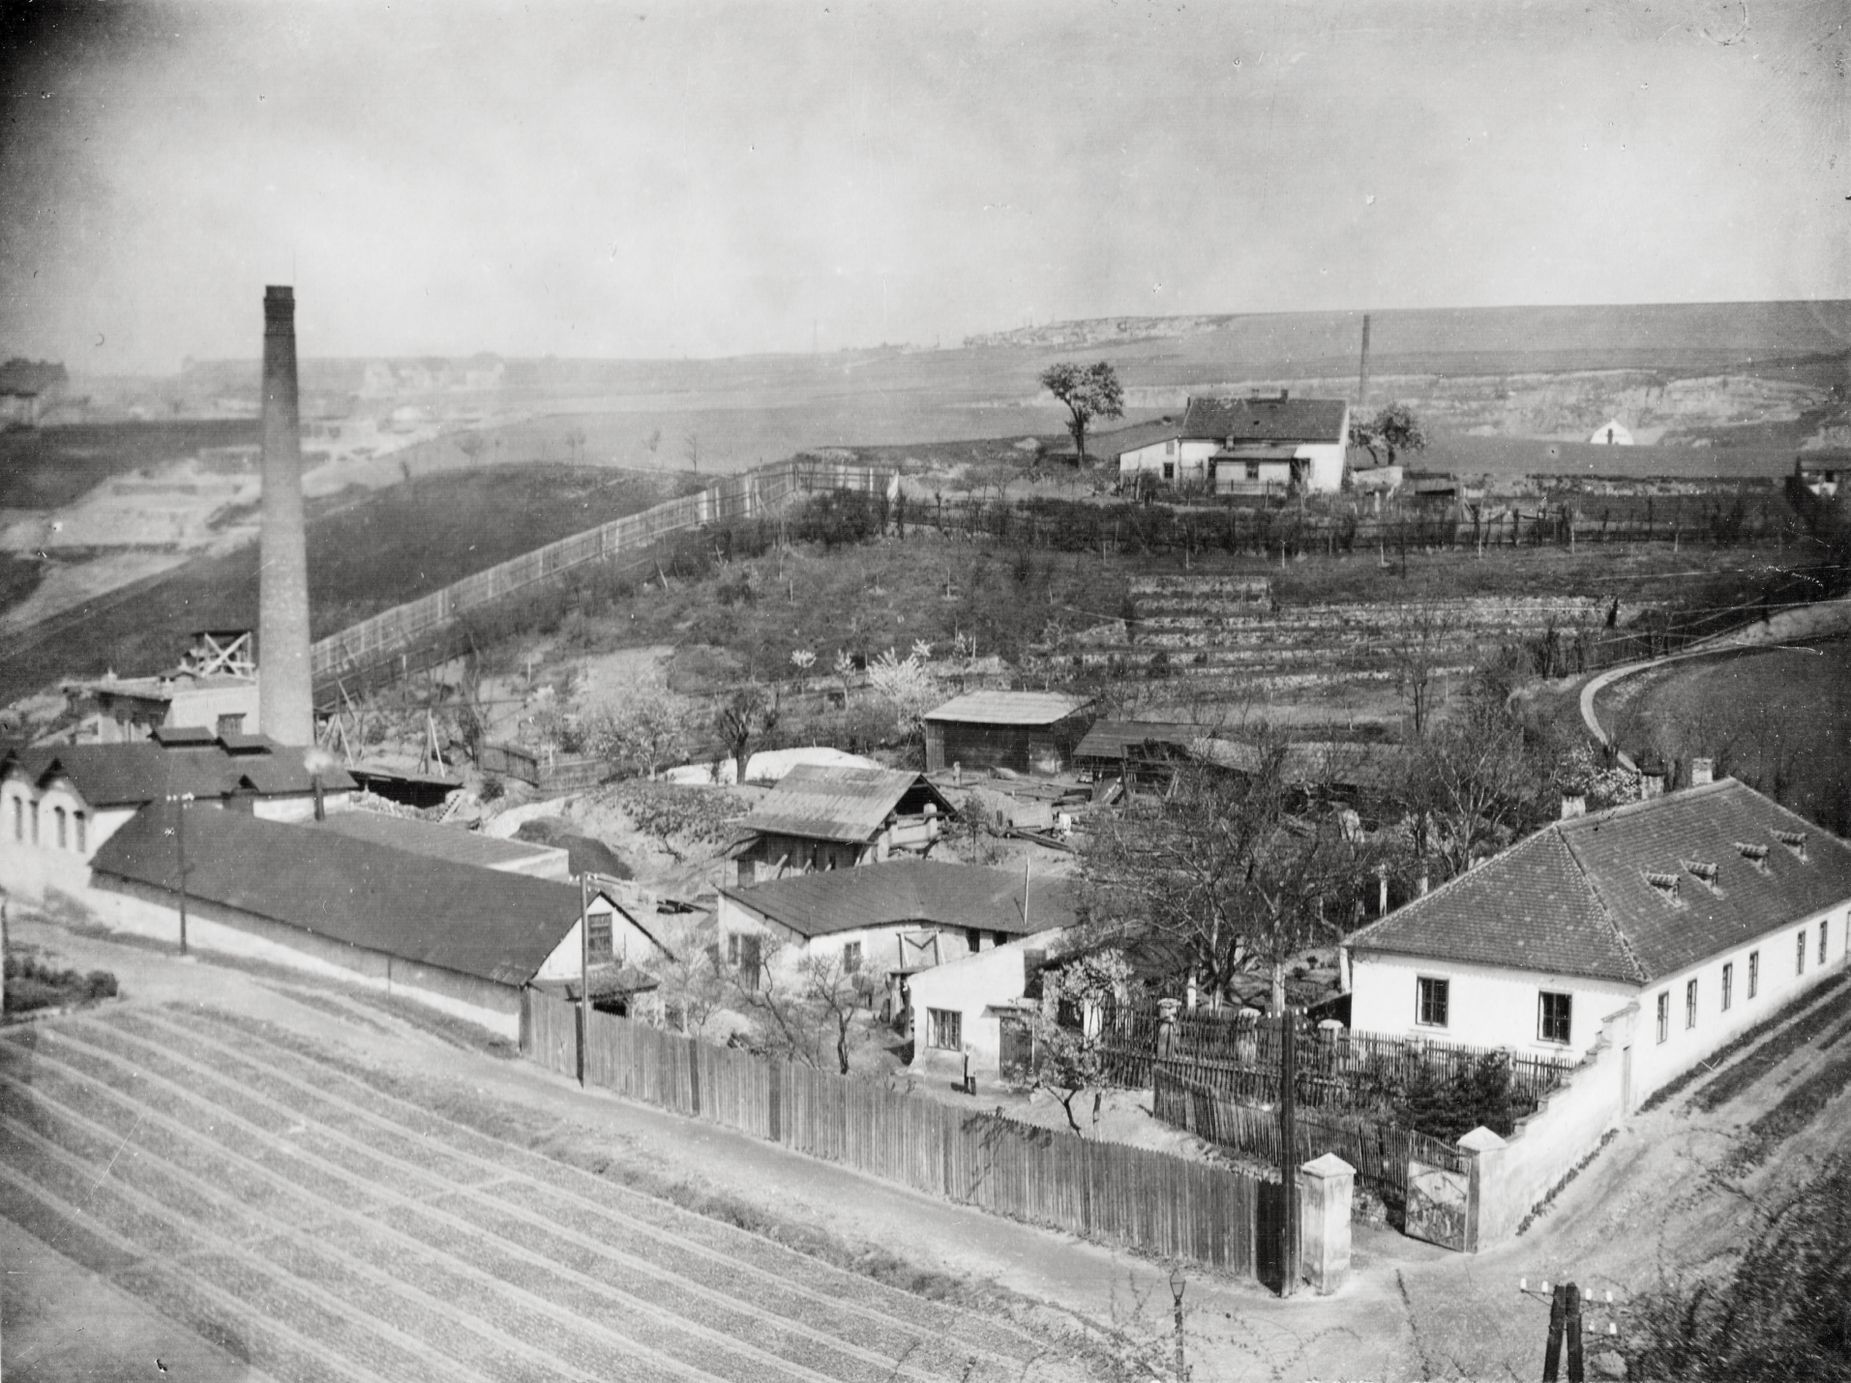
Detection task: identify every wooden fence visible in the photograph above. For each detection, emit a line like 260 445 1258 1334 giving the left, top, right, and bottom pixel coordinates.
519 989 1262 1272
1153 1066 1465 1209
477 741 612 792
1096 1009 1577 1117
309 456 889 704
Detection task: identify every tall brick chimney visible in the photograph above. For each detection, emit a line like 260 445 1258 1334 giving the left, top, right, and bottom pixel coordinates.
258 286 313 746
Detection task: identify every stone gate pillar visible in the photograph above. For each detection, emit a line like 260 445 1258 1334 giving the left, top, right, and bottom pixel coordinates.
1296 1152 1355 1295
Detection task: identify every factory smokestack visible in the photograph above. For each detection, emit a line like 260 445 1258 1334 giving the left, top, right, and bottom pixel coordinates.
258 285 313 746
1357 312 1372 413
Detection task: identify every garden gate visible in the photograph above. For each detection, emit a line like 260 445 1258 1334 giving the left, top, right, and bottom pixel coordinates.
1404 1145 1471 1251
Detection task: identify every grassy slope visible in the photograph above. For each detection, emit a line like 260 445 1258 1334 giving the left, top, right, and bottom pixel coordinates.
0 419 262 509
0 465 693 701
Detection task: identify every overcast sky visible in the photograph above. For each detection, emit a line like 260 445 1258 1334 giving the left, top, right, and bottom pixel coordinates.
1 0 1845 374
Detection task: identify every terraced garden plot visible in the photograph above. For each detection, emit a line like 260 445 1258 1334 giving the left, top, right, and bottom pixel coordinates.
0 1007 1078 1383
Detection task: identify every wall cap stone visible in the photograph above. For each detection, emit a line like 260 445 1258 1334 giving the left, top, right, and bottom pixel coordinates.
1458 1125 1509 1152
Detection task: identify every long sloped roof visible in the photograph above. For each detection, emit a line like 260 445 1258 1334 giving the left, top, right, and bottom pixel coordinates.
309 810 566 873
1346 780 1851 984
719 859 1078 939
5 737 355 808
91 803 583 986
738 763 953 844
1182 396 1348 444
923 691 1092 726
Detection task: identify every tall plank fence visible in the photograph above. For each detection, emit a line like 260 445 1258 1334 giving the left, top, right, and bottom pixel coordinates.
520 989 1261 1273
309 456 888 704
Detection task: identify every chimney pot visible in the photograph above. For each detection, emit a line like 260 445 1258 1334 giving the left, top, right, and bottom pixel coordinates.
1690 758 1714 788
1560 794 1587 819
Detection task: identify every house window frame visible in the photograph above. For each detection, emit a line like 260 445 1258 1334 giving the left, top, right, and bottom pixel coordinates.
586 909 613 960
1685 977 1698 1030
1796 929 1807 976
1748 950 1760 999
1820 921 1829 967
1161 461 1175 482
1415 975 1450 1029
927 1007 962 1052
1655 991 1669 1044
1721 961 1733 1012
1537 991 1572 1046
10 795 20 841
29 799 38 846
53 806 66 850
842 940 862 971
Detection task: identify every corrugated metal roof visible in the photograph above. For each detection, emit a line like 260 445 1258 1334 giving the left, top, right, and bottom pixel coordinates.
1347 780 1851 984
719 859 1078 940
1182 396 1348 444
924 691 1093 726
310 811 567 872
5 738 356 809
737 763 954 844
91 803 583 987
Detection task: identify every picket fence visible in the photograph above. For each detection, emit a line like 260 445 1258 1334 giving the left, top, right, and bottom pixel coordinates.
1153 1066 1466 1208
521 989 1262 1272
309 456 888 701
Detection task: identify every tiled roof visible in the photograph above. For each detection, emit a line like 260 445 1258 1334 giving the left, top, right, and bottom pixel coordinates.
91 803 583 986
4 737 356 809
923 691 1093 726
719 859 1078 940
737 764 954 844
1088 420 1182 458
1346 780 1851 984
1181 396 1348 444
310 810 567 872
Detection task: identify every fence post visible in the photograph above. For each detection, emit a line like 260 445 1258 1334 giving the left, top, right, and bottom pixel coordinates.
1295 1152 1355 1296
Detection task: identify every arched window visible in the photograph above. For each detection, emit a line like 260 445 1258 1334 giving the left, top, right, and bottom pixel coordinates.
54 806 67 849
10 795 20 841
73 810 87 854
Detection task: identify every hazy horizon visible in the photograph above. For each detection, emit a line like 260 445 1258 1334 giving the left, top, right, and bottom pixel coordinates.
3 1 1846 375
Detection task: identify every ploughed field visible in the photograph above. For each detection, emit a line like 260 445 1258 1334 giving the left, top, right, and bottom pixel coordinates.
0 1006 1071 1383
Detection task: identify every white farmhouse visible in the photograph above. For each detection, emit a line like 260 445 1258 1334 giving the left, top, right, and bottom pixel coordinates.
1588 419 1634 446
1178 394 1352 495
1344 772 1851 1111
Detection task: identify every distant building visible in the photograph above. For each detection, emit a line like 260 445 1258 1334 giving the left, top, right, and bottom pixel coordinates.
923 691 1095 777
1143 394 1351 495
728 763 955 885
1058 418 1181 474
63 630 261 744
0 359 68 426
1589 419 1634 446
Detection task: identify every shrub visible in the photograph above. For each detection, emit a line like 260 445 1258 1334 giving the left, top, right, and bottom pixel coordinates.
3 954 121 1015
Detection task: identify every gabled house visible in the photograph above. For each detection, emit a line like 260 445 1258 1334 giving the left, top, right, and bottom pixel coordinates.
906 927 1071 1089
922 691 1095 777
715 859 1077 1022
1170 394 1352 495
1343 773 1851 1110
86 804 670 1040
0 729 357 904
729 763 954 885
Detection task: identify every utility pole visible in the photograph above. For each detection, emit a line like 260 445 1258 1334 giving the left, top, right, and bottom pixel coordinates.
166 793 195 956
578 871 590 1088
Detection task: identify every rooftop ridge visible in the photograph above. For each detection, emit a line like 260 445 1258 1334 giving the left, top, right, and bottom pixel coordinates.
1554 775 1738 834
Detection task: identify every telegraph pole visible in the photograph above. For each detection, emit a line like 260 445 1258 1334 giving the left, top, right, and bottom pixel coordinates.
578 871 590 1088
166 793 194 956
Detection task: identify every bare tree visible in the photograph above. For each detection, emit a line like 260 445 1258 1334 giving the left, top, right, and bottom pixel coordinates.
1402 678 1553 881
734 940 881 1074
1021 947 1131 1135
1388 604 1456 740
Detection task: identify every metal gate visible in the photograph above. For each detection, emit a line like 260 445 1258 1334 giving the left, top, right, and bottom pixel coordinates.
1405 1154 1470 1250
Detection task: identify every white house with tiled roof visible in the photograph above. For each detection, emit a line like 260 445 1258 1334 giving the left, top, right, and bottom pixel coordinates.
1344 772 1851 1110
1178 394 1352 495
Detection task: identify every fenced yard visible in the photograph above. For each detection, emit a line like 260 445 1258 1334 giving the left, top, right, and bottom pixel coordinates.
1097 1008 1579 1117
522 990 1265 1274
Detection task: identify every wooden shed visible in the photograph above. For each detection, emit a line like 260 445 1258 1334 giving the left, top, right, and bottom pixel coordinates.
923 691 1095 777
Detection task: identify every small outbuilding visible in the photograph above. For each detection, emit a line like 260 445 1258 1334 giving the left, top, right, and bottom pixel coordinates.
729 763 955 886
923 691 1095 777
1588 419 1634 446
906 927 1071 1090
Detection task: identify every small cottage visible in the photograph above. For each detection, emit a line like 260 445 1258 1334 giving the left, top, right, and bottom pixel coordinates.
1175 394 1352 495
728 763 955 885
906 928 1070 1089
715 859 1077 1021
922 691 1095 777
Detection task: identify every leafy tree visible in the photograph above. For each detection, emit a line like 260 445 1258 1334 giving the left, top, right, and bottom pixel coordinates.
1349 402 1428 467
1022 948 1132 1135
1039 360 1124 467
714 683 780 784
1081 740 1374 1013
644 915 731 1039
865 645 943 747
587 674 698 779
